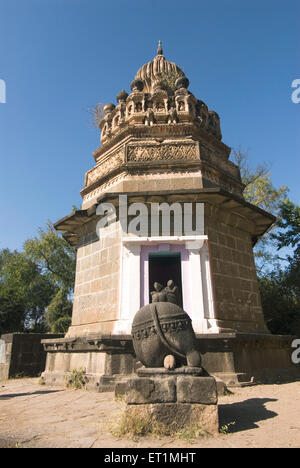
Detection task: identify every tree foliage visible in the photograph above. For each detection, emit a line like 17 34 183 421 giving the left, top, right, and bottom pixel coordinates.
44 289 73 333
88 102 105 128
273 199 300 252
160 70 182 95
0 250 55 334
0 222 76 335
233 148 299 335
259 200 300 335
23 221 75 293
232 147 289 275
259 272 300 335
233 147 288 213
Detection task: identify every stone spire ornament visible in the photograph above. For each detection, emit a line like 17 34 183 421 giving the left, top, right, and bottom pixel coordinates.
157 40 163 56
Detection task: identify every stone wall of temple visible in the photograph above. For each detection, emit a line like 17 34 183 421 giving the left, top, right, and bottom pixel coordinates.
66 219 122 337
0 333 63 380
64 197 269 338
205 203 268 333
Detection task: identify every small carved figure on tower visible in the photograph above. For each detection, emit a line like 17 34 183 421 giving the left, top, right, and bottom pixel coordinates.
135 102 143 112
178 100 185 111
144 108 155 126
208 110 222 140
167 106 178 124
156 101 165 112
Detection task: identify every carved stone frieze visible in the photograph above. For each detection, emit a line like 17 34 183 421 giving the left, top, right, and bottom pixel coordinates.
132 318 190 341
127 143 198 162
85 149 125 187
82 171 128 203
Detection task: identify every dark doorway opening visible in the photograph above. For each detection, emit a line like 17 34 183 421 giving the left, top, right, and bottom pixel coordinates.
148 252 183 306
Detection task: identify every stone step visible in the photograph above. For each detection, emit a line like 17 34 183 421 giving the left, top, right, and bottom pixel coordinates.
97 384 115 393
99 375 116 385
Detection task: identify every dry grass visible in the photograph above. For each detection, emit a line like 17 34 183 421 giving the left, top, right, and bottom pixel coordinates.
110 407 207 442
64 368 87 390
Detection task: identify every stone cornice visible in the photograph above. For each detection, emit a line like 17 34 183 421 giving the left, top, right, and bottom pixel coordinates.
41 334 134 353
41 332 295 353
93 122 231 162
54 187 275 247
81 158 244 200
82 136 241 201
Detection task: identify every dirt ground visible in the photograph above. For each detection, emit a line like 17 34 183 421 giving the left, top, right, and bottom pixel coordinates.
0 377 299 448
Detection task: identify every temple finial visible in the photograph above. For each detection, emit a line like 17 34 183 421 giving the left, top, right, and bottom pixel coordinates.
157 40 163 55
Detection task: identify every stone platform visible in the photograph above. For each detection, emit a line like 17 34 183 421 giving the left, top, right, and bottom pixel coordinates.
40 332 300 391
115 368 219 435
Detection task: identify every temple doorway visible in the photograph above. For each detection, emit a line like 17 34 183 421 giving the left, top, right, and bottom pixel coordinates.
148 252 183 307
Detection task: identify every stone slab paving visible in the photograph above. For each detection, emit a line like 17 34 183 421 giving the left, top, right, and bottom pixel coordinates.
0 378 300 448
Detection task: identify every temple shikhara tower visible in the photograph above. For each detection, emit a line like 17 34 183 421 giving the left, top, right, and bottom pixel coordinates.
42 44 298 388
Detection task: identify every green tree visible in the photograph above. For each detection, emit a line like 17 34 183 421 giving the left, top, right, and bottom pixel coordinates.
0 222 76 335
0 250 28 334
259 200 300 335
259 272 300 335
0 250 55 334
233 147 288 213
24 221 76 293
23 221 76 333
273 199 300 299
273 199 300 252
233 149 300 334
232 147 289 275
44 288 73 333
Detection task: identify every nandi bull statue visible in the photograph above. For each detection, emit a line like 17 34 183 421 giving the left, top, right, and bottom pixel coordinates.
131 280 202 370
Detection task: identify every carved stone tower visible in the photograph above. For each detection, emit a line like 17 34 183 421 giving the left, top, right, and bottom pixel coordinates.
42 44 297 389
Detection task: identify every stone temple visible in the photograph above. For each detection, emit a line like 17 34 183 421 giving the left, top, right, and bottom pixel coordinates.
42 43 299 389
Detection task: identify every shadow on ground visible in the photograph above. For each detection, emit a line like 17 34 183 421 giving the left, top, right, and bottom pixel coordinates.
0 390 62 400
218 398 278 433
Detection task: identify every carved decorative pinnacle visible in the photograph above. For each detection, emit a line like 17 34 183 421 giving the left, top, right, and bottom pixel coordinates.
157 40 163 56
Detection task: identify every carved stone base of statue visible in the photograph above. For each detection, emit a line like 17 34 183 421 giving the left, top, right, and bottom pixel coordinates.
115 370 219 435
136 366 204 377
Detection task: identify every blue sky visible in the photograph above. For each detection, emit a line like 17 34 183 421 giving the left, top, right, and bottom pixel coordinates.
0 0 299 251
